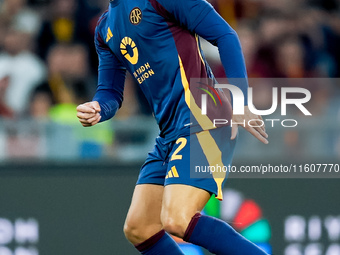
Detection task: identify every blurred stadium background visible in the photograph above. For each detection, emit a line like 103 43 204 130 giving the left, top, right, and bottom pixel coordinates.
0 0 340 254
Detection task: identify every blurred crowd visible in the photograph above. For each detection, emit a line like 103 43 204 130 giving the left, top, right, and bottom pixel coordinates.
0 0 339 159
0 0 148 121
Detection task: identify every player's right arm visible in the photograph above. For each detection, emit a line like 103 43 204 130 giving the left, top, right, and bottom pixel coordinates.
77 19 126 127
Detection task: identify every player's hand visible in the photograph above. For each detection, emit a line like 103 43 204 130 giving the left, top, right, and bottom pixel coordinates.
231 106 268 144
76 101 101 127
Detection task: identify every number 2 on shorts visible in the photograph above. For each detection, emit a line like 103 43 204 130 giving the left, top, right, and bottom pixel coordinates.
170 137 187 161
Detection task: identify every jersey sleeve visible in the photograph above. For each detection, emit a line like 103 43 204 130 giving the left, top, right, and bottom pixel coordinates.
194 8 248 102
93 27 127 122
154 0 248 103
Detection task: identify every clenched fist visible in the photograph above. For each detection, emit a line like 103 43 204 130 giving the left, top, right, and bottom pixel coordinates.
76 101 101 127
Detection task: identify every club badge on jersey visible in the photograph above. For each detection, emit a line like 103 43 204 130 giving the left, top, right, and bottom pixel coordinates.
130 7 142 25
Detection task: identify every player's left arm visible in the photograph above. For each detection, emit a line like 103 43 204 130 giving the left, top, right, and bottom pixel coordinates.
193 10 268 144
155 0 268 143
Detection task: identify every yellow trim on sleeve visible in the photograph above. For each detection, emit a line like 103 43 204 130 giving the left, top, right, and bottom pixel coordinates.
196 130 226 201
178 56 215 131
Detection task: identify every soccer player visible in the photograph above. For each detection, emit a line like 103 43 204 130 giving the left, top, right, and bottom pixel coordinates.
76 0 269 254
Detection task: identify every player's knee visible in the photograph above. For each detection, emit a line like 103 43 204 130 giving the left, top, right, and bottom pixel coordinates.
161 209 190 238
162 217 185 238
124 217 163 245
123 218 142 243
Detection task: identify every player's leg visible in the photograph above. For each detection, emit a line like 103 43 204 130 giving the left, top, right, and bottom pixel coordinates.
161 184 268 255
124 136 185 255
124 184 185 255
161 126 268 254
124 184 164 244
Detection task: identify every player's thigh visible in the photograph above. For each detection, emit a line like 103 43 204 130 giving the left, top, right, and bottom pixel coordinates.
125 135 169 243
127 136 168 229
124 184 164 242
